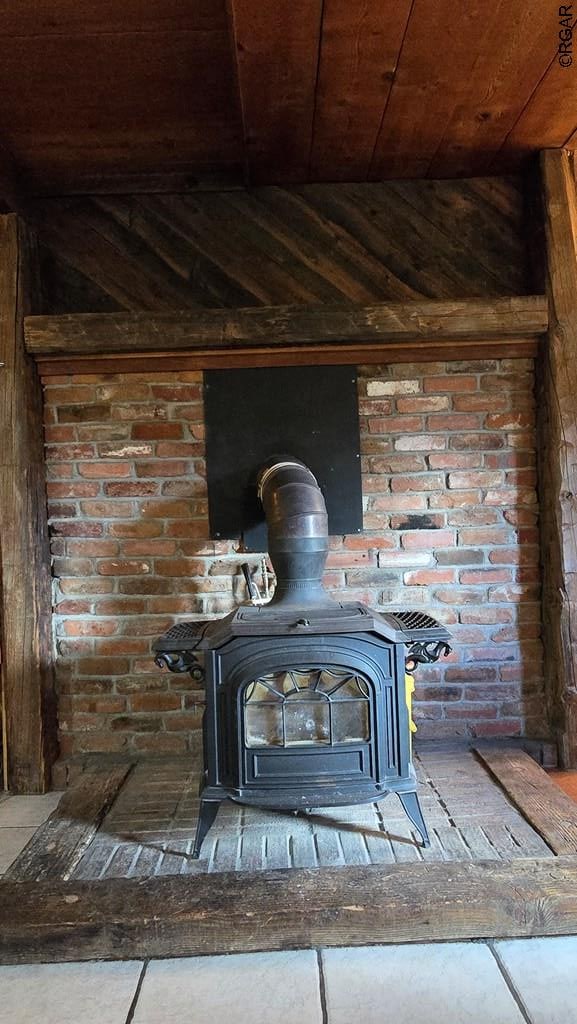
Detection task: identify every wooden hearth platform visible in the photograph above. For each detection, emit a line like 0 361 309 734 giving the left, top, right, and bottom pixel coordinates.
2 742 577 963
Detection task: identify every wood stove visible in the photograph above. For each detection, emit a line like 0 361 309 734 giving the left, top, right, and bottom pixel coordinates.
154 458 451 858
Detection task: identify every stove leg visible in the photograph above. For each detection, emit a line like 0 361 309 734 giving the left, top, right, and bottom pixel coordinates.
397 790 430 847
192 798 221 859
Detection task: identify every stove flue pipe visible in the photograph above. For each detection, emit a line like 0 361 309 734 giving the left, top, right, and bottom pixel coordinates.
256 457 333 607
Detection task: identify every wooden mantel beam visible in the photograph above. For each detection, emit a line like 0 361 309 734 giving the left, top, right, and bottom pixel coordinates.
25 295 548 357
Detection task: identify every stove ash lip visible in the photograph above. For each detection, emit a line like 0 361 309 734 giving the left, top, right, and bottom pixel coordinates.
256 456 335 609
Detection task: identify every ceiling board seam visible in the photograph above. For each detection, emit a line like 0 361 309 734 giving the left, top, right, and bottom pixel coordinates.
367 0 417 181
307 0 327 181
225 0 250 188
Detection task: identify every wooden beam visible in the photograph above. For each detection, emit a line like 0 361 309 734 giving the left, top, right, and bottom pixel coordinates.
0 140 24 215
475 747 577 855
2 857 577 964
540 149 577 767
34 338 540 377
0 215 58 792
24 295 548 357
5 765 133 881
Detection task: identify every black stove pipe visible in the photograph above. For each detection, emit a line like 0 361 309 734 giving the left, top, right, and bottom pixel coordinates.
256 457 333 607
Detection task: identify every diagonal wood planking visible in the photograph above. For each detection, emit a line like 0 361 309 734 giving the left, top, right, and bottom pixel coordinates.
33 178 530 314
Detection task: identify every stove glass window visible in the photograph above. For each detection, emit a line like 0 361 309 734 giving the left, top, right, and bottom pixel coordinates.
244 667 370 748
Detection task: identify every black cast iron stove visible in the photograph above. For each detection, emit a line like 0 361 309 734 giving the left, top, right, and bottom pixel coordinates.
154 458 451 857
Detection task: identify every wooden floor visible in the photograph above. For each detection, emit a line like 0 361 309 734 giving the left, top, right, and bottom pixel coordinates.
4 741 577 964
71 746 552 879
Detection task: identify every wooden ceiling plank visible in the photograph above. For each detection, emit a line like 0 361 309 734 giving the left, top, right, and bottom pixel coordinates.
0 139 25 214
0 0 227 36
369 0 506 181
228 0 323 184
24 295 548 356
0 30 243 190
491 21 577 171
428 5 563 178
309 0 412 182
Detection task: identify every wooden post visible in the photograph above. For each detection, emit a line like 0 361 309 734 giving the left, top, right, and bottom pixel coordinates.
0 214 58 792
540 149 577 767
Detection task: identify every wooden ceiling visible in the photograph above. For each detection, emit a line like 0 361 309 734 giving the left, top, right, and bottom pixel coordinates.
0 0 575 195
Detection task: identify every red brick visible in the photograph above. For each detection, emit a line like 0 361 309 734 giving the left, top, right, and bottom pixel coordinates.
53 557 93 576
151 384 202 401
459 608 513 624
401 529 455 549
458 527 511 546
98 560 151 575
48 502 77 519
447 470 502 489
427 413 480 431
343 534 397 550
156 441 202 457
368 415 423 434
390 514 445 530
107 521 163 538
486 412 535 430
453 394 509 412
78 462 131 478
44 426 77 443
371 494 428 512
97 384 150 401
133 734 188 754
46 463 75 480
57 404 111 423
472 720 522 737
391 473 445 493
130 693 181 712
44 385 97 404
484 488 537 506
449 433 504 451
81 500 135 517
122 540 178 556
68 540 119 557
59 578 115 595
427 453 481 469
95 638 151 655
459 568 513 584
141 499 196 518
394 434 446 451
325 551 376 568
47 482 100 499
396 395 449 413
404 569 455 585
428 490 481 509
93 597 149 615
423 375 477 393
51 521 103 537
132 422 182 440
135 460 189 477
55 600 92 615
104 482 159 496
358 399 393 415
77 657 131 675
368 455 426 473
434 588 486 605
98 442 153 458
63 620 118 637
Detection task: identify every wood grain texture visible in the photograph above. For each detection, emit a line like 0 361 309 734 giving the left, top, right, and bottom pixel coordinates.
5 766 133 881
429 6 562 178
34 338 540 377
309 0 412 181
24 296 548 357
475 748 577 854
0 215 58 793
33 178 531 315
540 149 577 767
2 857 577 963
228 0 323 184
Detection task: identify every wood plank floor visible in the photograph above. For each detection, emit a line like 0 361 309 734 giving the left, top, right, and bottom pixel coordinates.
70 745 552 881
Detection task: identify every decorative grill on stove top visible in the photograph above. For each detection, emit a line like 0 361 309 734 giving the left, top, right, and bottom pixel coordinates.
154 457 451 857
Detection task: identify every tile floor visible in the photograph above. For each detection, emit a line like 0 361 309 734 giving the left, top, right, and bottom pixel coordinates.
2 791 577 1023
2 938 577 1023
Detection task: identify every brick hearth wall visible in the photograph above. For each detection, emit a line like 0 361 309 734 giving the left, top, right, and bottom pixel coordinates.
41 358 546 758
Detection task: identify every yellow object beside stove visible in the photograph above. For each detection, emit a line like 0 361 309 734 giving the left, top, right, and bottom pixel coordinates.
405 672 417 734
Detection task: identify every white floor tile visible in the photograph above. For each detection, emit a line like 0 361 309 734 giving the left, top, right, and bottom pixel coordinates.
0 960 143 1024
322 943 526 1024
133 950 323 1024
496 935 577 1024
0 793 63 827
0 827 37 873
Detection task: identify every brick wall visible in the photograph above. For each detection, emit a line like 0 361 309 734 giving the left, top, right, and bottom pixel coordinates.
42 358 547 759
